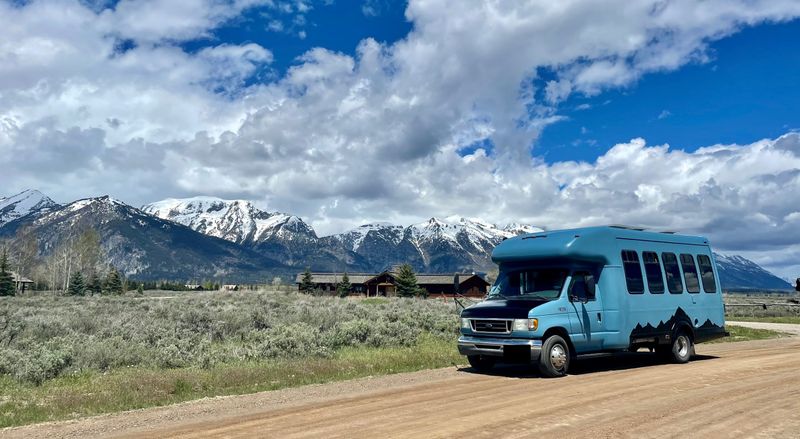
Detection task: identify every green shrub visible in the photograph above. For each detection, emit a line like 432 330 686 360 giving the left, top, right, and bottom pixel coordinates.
0 291 460 384
12 344 72 385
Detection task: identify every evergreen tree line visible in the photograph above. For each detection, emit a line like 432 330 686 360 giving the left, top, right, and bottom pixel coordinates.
65 267 126 296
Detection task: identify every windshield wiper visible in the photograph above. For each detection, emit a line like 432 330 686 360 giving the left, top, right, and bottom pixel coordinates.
486 291 511 300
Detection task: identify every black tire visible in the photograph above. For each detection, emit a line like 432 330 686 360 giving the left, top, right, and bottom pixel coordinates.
538 335 570 378
467 355 496 372
654 329 695 363
669 330 694 364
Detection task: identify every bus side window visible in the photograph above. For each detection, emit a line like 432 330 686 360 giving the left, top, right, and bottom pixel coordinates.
569 271 595 301
680 254 700 293
642 251 664 294
697 255 717 293
662 252 683 294
621 250 644 294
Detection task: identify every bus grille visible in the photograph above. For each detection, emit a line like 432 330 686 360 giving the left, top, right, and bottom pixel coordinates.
471 319 512 334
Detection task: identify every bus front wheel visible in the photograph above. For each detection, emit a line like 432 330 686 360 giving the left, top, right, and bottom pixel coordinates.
538 335 570 378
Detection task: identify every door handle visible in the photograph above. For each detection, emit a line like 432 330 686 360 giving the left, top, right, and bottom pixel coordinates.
597 312 602 322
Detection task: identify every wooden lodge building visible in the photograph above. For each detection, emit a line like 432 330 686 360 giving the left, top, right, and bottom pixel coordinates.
294 270 490 298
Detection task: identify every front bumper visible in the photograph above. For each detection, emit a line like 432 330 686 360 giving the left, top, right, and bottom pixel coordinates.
458 335 542 363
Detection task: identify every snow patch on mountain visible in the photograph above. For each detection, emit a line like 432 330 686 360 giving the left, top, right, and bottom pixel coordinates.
333 222 405 252
0 189 58 226
143 197 315 245
714 252 791 289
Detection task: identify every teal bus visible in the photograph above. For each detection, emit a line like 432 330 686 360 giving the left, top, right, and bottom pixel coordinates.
457 226 727 377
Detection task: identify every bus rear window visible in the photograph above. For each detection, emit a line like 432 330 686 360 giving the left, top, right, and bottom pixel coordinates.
642 251 664 294
662 252 683 294
621 250 644 294
697 255 717 293
680 254 700 293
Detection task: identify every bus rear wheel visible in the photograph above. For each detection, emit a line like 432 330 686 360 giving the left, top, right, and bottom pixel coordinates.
538 335 570 378
658 330 694 364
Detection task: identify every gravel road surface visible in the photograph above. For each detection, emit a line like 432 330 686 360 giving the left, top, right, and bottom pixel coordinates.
5 323 800 439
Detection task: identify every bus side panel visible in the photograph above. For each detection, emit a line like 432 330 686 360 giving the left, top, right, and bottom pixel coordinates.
619 241 726 346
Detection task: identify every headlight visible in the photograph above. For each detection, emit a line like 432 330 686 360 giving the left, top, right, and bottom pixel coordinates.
461 318 471 329
513 318 538 331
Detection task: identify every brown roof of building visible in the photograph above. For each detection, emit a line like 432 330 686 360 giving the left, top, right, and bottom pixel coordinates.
294 273 375 284
417 274 489 285
295 271 487 285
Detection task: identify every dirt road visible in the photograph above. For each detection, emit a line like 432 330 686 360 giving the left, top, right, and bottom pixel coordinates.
6 324 800 439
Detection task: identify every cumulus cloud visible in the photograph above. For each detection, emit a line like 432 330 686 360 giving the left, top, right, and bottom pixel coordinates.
2 0 800 276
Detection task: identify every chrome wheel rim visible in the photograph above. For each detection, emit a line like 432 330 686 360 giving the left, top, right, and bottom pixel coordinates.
550 344 567 369
676 335 689 357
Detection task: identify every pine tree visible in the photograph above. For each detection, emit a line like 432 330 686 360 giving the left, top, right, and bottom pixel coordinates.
67 271 86 296
0 249 15 297
104 267 123 295
87 274 102 296
299 267 315 294
337 272 352 298
395 264 422 297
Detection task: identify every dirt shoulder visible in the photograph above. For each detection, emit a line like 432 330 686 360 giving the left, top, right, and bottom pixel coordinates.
727 320 800 336
5 327 800 439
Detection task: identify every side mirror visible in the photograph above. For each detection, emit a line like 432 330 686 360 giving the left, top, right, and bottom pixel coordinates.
795 278 800 292
585 275 596 297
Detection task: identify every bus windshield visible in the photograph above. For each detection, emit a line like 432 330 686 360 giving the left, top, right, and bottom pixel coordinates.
488 268 568 300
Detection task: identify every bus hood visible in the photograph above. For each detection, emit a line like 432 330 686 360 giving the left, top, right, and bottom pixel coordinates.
460 299 548 319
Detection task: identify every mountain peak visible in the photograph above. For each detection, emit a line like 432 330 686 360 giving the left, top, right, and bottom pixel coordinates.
142 196 316 245
0 189 58 226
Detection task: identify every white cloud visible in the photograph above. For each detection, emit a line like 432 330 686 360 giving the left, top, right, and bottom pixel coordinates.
2 0 800 276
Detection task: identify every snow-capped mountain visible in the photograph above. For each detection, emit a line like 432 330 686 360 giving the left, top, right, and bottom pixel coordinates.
713 253 792 290
0 195 285 280
329 216 544 273
0 189 58 226
142 197 316 245
142 196 348 270
1 189 792 289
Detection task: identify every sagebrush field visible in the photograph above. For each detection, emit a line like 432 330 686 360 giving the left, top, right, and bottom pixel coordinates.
0 290 460 385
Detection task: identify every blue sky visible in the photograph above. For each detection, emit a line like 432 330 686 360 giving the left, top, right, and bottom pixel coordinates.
185 2 800 164
2 0 800 278
199 0 412 74
538 20 800 163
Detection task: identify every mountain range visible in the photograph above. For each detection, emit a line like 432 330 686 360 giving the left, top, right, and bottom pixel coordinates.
0 189 793 290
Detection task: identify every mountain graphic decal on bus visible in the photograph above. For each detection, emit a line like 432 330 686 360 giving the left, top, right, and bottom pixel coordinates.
630 307 725 344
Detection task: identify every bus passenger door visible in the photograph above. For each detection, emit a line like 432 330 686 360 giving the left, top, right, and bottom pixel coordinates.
567 271 605 352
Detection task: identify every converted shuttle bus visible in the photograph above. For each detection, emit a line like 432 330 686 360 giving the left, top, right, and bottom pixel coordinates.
458 226 727 377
